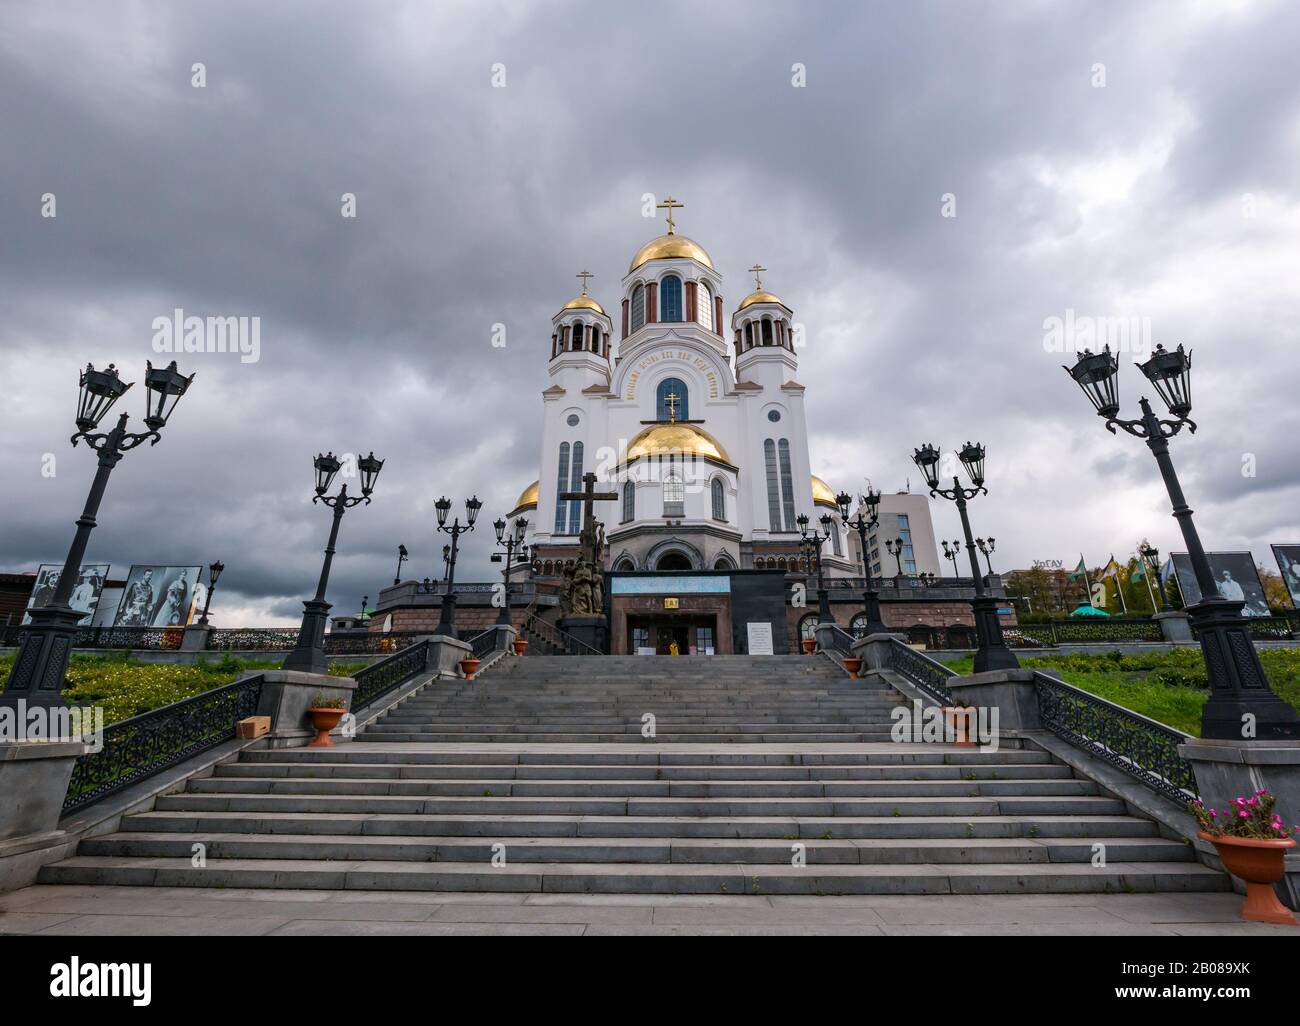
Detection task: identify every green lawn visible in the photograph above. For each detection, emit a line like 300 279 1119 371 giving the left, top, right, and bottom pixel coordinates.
934 648 1300 736
0 653 366 726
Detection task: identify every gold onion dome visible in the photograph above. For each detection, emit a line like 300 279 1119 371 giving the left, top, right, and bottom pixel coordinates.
628 234 714 273
562 295 605 315
811 475 839 508
511 480 540 514
739 290 787 310
626 423 731 465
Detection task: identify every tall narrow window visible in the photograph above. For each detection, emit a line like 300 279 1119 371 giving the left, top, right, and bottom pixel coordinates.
762 318 773 345
711 478 726 521
656 377 689 421
744 323 754 349
571 323 584 351
553 443 570 534
659 275 682 321
777 439 796 531
663 465 685 518
831 522 843 557
764 439 782 532
630 285 645 332
622 480 635 523
567 442 584 534
698 282 713 331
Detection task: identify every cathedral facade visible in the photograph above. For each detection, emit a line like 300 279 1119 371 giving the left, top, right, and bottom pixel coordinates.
509 205 858 584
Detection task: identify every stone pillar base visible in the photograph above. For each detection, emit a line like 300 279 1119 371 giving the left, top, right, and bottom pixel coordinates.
849 633 908 673
1178 738 1300 911
946 669 1041 734
0 740 86 892
255 671 357 749
1153 610 1194 643
415 635 473 675
180 624 212 652
558 615 606 654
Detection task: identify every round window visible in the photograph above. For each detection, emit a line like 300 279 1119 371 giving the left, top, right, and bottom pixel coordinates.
767 410 781 423
566 414 580 427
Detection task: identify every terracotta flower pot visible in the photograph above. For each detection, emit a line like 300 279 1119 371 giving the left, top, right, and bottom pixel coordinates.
801 638 816 655
460 657 482 680
307 707 345 748
942 706 977 746
1198 831 1298 925
512 638 529 656
842 657 864 679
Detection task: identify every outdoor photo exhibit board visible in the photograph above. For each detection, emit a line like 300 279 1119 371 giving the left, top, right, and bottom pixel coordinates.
112 564 202 627
1271 544 1300 609
1169 551 1271 617
22 562 111 626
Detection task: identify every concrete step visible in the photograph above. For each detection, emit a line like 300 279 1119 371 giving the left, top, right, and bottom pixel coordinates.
358 733 908 743
39 855 1228 895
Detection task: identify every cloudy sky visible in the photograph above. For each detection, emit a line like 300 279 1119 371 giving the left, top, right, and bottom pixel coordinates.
3 0 1299 625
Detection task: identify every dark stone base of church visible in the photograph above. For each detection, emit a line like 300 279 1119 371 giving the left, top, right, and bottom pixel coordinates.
557 615 608 653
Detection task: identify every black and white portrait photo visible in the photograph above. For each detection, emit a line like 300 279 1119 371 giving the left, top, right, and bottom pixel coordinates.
112 565 201 627
1272 544 1300 610
22 562 111 626
1170 552 1272 618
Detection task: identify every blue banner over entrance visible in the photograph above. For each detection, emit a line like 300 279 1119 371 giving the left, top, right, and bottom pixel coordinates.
610 576 731 595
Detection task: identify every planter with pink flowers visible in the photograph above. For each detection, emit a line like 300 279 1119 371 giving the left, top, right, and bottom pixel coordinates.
1189 790 1298 926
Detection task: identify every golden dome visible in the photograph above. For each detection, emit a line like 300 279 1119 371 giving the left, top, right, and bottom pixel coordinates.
562 295 605 315
811 475 839 509
626 423 731 465
510 480 539 515
628 234 714 273
739 290 787 310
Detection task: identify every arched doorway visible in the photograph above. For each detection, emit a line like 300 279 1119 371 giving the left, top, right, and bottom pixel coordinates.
656 551 693 571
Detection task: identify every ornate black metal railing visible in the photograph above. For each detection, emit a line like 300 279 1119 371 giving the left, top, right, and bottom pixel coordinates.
206 627 299 650
879 637 955 706
819 624 855 655
322 631 426 655
1242 615 1299 640
1034 671 1198 802
351 639 430 711
467 628 501 660
520 610 603 656
63 674 265 812
1039 619 1163 644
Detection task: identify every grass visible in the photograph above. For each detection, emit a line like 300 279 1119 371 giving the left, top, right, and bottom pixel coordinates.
933 647 1300 736
0 652 367 726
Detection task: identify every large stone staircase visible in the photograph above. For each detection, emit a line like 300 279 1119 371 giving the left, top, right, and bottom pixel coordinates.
41 654 1228 896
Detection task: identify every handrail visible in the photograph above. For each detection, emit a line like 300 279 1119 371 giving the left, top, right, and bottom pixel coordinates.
820 623 855 655
466 628 500 660
520 606 603 655
351 639 430 711
877 636 956 706
1033 671 1198 802
63 673 264 812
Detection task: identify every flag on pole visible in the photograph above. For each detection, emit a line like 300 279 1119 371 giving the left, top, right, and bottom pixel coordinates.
1101 555 1128 613
1069 556 1087 582
1131 558 1145 581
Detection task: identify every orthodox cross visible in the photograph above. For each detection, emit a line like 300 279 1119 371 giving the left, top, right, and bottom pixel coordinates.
560 471 618 557
656 196 683 234
664 389 680 423
575 269 594 295
748 263 766 290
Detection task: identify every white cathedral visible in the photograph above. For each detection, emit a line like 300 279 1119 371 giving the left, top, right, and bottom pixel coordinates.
508 200 857 580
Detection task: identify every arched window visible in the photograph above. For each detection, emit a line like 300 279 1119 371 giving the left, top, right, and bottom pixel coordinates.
744 323 754 349
830 522 843 557
798 614 819 642
762 318 773 345
698 281 713 331
571 323 584 351
567 442 584 533
850 613 869 639
656 377 689 421
663 467 684 518
622 480 635 523
659 275 682 321
764 439 782 532
553 443 570 534
711 478 726 521
630 285 646 332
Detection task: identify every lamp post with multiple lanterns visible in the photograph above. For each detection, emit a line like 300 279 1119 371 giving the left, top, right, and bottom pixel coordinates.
975 537 996 576
885 537 906 577
797 512 835 624
1139 543 1172 613
433 495 482 638
912 441 1019 673
492 516 529 626
283 451 385 674
393 544 408 585
836 488 889 636
2 361 195 711
942 539 962 578
196 561 225 626
1064 344 1299 739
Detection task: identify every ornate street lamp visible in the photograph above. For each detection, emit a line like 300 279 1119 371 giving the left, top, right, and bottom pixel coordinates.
1139 543 1171 613
942 539 962 577
975 537 997 575
283 451 384 674
913 441 1019 673
433 495 481 638
394 544 408 585
492 516 530 626
1064 345 1298 738
886 537 906 577
837 488 888 635
797 512 834 624
3 361 195 710
197 560 225 626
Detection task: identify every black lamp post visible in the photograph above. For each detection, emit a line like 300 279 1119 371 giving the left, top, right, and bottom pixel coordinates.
394 544 408 585
1064 344 1299 739
797 512 834 624
976 537 996 575
492 516 529 626
942 539 962 578
1140 543 1171 613
283 451 384 674
433 495 481 638
197 560 224 626
441 544 452 583
2 361 194 711
837 489 888 635
913 441 1019 673
886 537 906 577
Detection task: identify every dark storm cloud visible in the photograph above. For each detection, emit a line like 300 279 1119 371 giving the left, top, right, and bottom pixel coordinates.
2 0 1298 622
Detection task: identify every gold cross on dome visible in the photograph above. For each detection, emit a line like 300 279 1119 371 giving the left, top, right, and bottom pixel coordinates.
656 196 684 235
575 269 594 295
664 390 680 423
748 263 767 290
